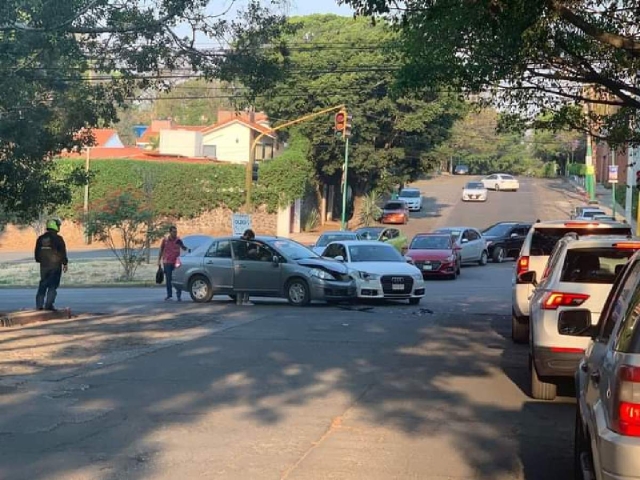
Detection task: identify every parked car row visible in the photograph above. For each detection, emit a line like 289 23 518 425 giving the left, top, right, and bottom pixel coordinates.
506 211 640 480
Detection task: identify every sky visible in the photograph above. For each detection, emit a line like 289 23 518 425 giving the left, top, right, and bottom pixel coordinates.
288 0 353 16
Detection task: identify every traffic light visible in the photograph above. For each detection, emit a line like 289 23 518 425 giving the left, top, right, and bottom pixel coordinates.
334 110 346 137
344 113 352 138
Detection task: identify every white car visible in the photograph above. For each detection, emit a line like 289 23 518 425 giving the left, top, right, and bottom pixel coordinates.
320 240 426 305
511 220 632 344
310 231 360 255
397 187 423 211
461 181 488 202
511 220 631 343
481 173 520 191
520 235 640 400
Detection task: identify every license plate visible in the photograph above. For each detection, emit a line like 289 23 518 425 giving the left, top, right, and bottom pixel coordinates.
392 283 404 290
422 265 432 271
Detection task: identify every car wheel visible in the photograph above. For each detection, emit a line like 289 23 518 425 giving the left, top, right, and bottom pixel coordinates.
409 297 421 305
574 408 594 480
492 246 505 263
188 275 214 303
495 183 500 191
530 356 557 400
478 250 488 266
512 311 529 344
286 278 311 306
456 264 461 275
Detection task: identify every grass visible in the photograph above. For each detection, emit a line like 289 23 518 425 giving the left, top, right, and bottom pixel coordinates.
0 259 159 287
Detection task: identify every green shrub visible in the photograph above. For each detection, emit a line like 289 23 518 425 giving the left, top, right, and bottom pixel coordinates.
615 184 638 219
568 164 587 176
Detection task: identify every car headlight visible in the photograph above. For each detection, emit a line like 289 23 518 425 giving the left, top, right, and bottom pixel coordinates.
358 271 380 281
310 268 336 280
447 255 456 262
412 273 423 281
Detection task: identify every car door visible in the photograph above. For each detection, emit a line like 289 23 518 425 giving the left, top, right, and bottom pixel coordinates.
484 174 497 189
460 229 475 262
506 225 529 256
467 229 483 260
231 240 282 294
203 239 234 290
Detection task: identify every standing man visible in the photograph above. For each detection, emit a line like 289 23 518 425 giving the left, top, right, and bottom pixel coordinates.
158 226 190 301
35 218 68 311
237 229 256 306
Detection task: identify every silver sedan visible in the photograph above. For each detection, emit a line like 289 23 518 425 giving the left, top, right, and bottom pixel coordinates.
171 236 357 306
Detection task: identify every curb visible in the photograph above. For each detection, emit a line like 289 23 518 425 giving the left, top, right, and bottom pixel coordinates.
0 283 161 289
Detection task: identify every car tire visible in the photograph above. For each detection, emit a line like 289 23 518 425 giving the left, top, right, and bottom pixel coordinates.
188 275 214 303
285 278 311 306
456 265 461 275
512 311 529 344
574 408 594 480
409 297 421 305
478 250 488 266
494 184 500 191
530 356 557 400
492 246 505 263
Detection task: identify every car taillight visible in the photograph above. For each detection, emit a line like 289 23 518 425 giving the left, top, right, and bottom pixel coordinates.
614 365 640 437
516 256 529 276
613 242 640 249
564 222 600 227
541 292 590 310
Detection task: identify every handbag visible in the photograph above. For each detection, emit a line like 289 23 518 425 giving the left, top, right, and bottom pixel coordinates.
174 258 182 268
155 266 164 284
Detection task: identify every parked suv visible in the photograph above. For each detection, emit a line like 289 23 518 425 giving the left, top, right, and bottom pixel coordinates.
521 235 640 400
575 249 640 480
512 220 632 343
482 221 531 263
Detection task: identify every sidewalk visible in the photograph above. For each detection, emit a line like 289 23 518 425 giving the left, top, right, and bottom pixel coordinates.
565 176 637 232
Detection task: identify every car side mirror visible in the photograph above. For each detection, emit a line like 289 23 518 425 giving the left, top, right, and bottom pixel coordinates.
558 310 596 337
510 233 519 238
334 255 344 262
272 255 280 265
518 271 537 286
461 238 469 244
405 255 414 264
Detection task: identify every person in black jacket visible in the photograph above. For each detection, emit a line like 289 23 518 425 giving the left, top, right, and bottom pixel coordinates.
34 218 69 311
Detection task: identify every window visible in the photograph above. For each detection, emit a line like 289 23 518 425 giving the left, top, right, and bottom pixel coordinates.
614 262 640 352
205 240 232 258
387 229 399 239
486 174 497 179
514 226 530 237
232 240 275 262
399 189 421 198
559 248 635 284
316 233 357 247
467 230 480 241
597 260 638 341
410 236 451 250
530 227 632 256
348 244 403 262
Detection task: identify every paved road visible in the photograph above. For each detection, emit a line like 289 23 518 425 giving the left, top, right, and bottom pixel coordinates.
0 177 584 480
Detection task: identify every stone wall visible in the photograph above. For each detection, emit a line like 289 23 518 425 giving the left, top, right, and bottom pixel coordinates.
0 208 278 251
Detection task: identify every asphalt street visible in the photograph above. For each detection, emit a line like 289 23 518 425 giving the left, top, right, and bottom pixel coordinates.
0 176 587 480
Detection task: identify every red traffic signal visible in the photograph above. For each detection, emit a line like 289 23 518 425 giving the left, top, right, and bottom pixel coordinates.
335 111 346 134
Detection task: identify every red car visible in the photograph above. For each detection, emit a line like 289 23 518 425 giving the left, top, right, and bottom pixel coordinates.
381 200 409 224
406 233 461 280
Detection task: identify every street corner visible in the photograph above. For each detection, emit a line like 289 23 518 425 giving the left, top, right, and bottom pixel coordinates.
0 308 73 327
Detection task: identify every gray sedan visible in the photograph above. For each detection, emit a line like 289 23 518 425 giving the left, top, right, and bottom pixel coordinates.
172 236 357 306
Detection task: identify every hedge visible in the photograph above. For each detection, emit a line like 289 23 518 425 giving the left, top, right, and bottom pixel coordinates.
55 159 246 219
568 164 587 176
615 184 639 219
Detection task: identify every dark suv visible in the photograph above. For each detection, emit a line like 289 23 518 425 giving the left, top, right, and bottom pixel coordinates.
482 222 532 263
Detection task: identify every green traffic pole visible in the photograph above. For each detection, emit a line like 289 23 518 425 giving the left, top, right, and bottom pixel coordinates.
341 136 350 231
585 135 596 201
612 184 616 220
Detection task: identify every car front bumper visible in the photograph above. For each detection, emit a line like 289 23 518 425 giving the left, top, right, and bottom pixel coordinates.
413 260 457 277
309 277 357 302
355 277 426 299
462 193 487 201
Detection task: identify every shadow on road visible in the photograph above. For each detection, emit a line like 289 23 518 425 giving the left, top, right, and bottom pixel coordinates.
0 299 575 479
410 196 451 219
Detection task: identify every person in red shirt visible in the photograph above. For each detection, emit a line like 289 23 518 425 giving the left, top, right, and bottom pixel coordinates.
158 226 189 301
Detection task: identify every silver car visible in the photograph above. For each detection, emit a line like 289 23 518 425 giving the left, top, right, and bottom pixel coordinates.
433 226 489 266
171 236 357 306
575 250 640 480
310 231 361 255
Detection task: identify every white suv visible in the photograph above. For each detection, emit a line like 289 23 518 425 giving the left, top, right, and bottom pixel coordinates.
512 220 632 344
520 235 640 400
397 188 422 212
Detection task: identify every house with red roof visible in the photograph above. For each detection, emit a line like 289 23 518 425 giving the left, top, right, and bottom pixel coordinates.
91 129 125 148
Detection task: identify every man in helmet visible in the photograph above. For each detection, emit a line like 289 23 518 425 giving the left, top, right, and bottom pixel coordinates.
34 218 68 311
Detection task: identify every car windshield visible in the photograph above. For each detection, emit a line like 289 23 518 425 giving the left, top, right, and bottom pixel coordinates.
348 244 404 262
483 223 516 237
384 202 405 210
316 233 358 247
268 238 319 260
356 227 384 240
530 227 632 256
399 190 420 198
410 236 450 250
465 182 484 189
580 210 606 218
560 248 636 284
435 229 461 239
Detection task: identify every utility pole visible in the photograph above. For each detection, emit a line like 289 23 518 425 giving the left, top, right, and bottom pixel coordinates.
610 150 616 219
583 87 596 201
244 104 346 210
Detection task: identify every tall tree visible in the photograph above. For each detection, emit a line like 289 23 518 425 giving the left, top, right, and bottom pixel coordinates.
340 0 640 145
239 14 465 193
0 0 288 221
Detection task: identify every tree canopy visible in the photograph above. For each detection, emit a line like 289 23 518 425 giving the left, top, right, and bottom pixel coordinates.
0 0 288 221
241 14 465 193
340 0 640 145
